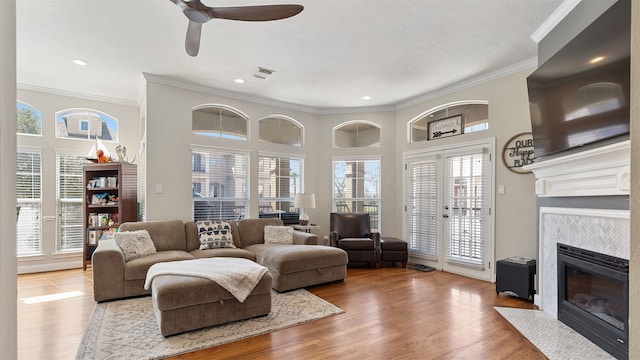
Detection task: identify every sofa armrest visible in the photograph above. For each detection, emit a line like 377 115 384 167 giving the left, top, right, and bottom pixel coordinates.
371 232 381 262
92 239 125 302
292 230 318 245
329 231 339 247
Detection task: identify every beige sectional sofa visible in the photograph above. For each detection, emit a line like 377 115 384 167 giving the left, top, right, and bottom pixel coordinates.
92 218 348 302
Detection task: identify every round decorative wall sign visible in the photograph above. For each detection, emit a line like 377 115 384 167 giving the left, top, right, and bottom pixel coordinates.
502 132 536 174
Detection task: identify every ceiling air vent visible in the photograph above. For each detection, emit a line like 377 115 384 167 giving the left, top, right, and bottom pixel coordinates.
253 67 275 79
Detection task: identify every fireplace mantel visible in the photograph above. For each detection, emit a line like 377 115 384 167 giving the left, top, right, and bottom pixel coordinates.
524 140 630 197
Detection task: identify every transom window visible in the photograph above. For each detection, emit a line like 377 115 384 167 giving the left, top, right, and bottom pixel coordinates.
409 102 488 143
192 105 248 140
333 121 380 148
332 157 381 232
16 101 42 136
56 108 119 142
259 116 303 146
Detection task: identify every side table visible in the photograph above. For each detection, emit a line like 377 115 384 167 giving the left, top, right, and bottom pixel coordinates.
496 258 536 301
292 224 324 244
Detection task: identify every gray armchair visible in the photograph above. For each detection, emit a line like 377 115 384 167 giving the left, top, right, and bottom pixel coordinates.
329 212 380 268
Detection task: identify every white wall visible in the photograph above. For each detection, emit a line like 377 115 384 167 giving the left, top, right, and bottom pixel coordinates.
16 89 140 273
0 1 17 358
394 68 538 274
144 68 537 274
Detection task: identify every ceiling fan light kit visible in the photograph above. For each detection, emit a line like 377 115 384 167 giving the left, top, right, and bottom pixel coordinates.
169 0 303 57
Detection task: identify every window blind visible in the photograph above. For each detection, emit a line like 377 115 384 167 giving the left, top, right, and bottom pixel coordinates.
191 147 249 221
445 152 486 269
332 158 381 232
56 153 86 252
407 159 439 259
258 154 303 213
16 151 42 256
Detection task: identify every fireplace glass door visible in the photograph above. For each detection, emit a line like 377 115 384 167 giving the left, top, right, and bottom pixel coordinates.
565 264 626 331
557 243 628 359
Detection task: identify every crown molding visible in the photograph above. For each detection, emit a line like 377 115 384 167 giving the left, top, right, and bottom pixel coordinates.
142 73 396 116
17 83 139 107
395 57 537 110
530 0 582 43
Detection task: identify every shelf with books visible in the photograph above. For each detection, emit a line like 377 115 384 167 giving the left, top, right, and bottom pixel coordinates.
82 162 137 270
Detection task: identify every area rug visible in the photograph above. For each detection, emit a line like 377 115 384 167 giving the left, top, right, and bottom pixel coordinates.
495 307 614 359
77 289 343 360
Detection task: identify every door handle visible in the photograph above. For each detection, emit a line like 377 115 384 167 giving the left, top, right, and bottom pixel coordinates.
442 214 449 218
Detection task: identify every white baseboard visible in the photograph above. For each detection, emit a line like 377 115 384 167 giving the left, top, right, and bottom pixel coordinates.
18 260 82 274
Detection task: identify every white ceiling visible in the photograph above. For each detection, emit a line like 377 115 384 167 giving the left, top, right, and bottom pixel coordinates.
16 0 563 111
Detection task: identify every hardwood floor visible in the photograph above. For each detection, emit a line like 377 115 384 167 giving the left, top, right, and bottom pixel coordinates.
17 267 546 360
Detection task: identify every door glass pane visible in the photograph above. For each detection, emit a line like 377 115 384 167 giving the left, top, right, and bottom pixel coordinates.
16 151 42 255
56 154 86 252
407 160 438 259
446 153 485 266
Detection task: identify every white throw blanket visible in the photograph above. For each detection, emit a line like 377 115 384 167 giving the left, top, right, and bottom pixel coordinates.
144 258 269 303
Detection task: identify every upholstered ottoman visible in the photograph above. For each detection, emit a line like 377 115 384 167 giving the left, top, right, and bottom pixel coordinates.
149 264 272 336
247 244 348 292
380 237 408 268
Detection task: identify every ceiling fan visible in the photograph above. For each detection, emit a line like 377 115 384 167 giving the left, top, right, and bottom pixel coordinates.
169 0 304 57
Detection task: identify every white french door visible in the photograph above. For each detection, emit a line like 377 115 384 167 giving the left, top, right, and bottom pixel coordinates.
405 140 494 281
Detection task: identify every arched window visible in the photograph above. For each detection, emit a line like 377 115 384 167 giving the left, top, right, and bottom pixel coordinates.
192 105 248 140
333 121 381 148
259 115 303 146
55 108 119 142
16 101 42 136
409 101 489 143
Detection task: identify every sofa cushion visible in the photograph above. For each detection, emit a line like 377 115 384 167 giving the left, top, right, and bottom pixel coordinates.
120 220 187 252
184 221 241 252
338 238 375 250
190 248 257 261
264 225 294 245
237 218 284 247
197 221 236 249
124 250 194 280
114 230 157 262
247 244 348 275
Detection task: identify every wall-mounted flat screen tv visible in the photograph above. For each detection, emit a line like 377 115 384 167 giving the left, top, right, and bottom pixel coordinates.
527 0 630 159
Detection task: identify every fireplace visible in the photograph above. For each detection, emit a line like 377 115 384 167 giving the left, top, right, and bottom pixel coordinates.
557 243 629 359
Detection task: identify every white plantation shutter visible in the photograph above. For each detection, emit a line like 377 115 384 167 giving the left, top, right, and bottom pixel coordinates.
406 157 439 259
56 153 86 252
445 151 487 268
16 150 42 256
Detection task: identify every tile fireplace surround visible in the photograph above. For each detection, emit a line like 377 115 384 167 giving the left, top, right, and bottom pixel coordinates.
524 140 631 317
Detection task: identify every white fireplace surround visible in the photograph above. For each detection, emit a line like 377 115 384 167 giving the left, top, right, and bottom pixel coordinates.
524 140 630 317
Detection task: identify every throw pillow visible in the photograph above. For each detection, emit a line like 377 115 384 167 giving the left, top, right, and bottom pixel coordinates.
264 225 294 245
197 221 236 250
114 230 157 262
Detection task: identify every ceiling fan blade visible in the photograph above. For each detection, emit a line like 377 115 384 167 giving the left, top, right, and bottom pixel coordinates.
169 0 190 11
185 20 202 57
208 5 303 22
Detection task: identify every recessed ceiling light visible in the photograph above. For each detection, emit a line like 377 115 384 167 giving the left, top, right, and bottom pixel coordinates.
589 56 605 64
362 96 371 100
72 59 88 66
234 78 245 84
